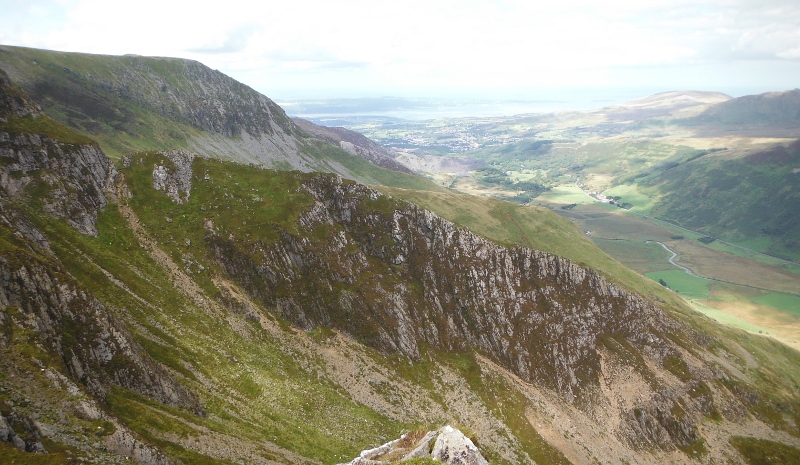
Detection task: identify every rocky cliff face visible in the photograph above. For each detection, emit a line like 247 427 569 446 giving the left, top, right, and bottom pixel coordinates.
95 55 300 140
0 255 200 412
0 69 118 236
211 173 681 401
0 69 200 414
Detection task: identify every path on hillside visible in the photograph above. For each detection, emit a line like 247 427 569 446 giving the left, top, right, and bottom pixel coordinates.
115 175 220 316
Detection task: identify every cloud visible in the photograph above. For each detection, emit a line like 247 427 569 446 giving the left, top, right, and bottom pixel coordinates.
188 24 259 55
2 0 799 97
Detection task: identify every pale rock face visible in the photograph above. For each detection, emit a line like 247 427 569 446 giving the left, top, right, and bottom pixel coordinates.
0 132 118 236
431 426 488 465
151 150 196 204
339 426 489 465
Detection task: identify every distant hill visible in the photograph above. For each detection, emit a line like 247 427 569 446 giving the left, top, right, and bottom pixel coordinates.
292 118 414 174
691 89 800 126
630 139 800 260
599 90 732 121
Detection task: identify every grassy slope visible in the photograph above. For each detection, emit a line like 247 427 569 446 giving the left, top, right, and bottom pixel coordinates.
120 155 800 459
632 141 800 260
118 154 800 459
691 89 800 126
102 153 570 464
2 168 408 464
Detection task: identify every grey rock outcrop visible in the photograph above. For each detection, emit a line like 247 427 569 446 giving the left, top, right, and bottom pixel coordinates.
213 174 679 399
339 426 488 465
152 150 196 203
431 426 488 465
0 68 119 236
0 409 46 454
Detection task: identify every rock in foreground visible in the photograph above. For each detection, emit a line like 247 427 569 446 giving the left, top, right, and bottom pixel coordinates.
341 425 488 465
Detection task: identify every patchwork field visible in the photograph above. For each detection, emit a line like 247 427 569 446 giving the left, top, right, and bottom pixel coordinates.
535 199 800 350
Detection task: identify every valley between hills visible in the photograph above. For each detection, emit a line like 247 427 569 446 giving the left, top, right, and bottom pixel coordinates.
319 90 800 351
1 45 800 465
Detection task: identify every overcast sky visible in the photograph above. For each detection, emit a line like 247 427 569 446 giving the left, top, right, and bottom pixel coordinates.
2 0 799 101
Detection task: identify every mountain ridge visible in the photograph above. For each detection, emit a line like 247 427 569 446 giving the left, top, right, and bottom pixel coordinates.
0 45 431 189
692 88 800 126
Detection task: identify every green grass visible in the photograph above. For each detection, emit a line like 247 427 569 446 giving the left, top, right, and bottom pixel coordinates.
1 114 97 146
751 293 800 317
603 184 656 213
646 270 712 299
592 238 672 275
730 237 781 254
730 436 800 465
0 440 81 465
537 185 592 204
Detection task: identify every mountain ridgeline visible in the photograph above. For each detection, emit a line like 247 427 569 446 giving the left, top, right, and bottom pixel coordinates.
0 45 420 188
1 48 800 465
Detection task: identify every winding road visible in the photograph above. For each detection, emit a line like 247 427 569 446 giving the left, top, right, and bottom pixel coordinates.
646 241 702 277
574 182 800 267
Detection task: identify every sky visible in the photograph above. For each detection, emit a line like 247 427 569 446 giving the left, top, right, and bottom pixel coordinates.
2 0 799 104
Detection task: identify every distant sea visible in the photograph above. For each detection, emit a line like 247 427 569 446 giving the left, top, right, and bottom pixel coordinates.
278 89 665 124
